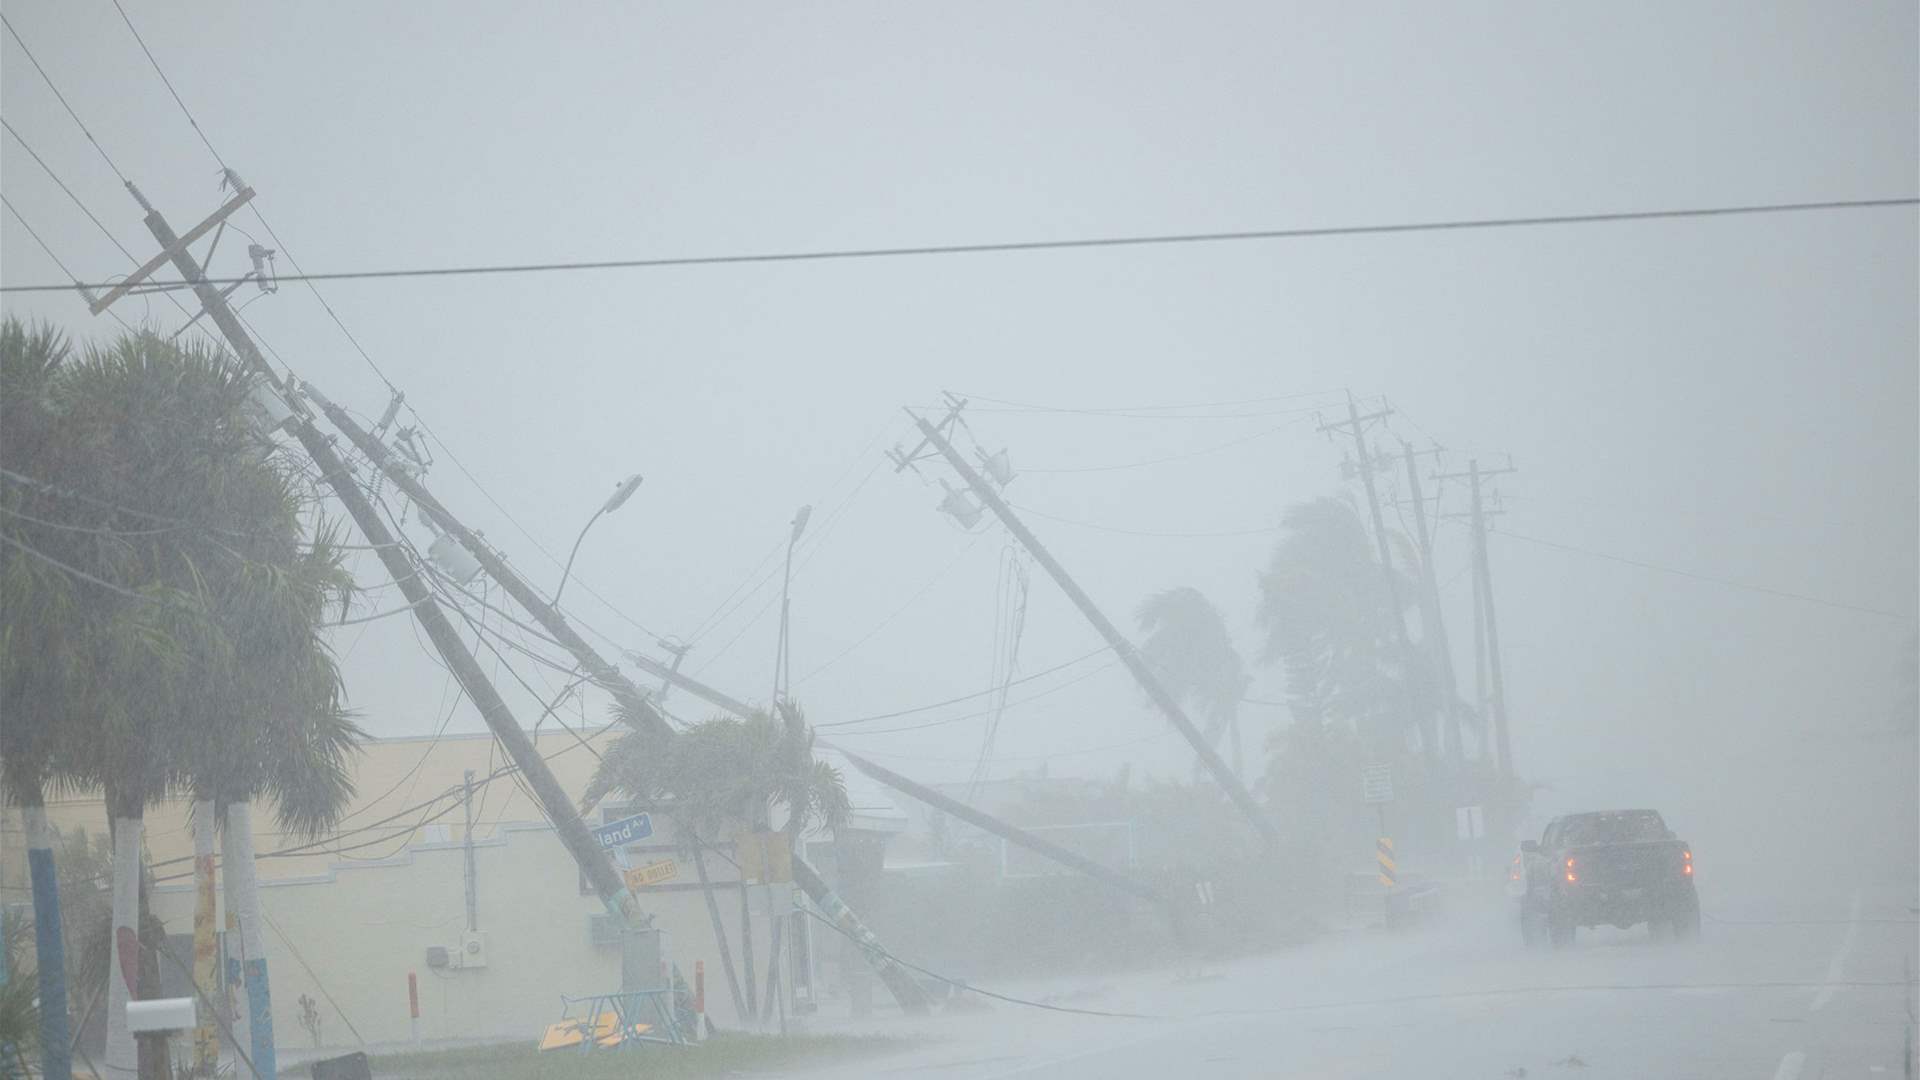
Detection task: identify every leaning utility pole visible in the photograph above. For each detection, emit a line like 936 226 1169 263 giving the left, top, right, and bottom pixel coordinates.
318 412 1165 910
1402 443 1463 766
1319 395 1437 766
121 183 656 937
905 406 1282 850
310 402 936 1015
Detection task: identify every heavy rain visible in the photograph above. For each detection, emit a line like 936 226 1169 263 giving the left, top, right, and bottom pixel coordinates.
1 5 1915 1079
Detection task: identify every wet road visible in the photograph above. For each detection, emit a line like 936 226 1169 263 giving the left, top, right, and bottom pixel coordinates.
798 879 1915 1080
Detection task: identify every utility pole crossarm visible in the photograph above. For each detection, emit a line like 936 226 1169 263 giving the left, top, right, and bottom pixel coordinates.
909 413 1282 850
96 186 254 315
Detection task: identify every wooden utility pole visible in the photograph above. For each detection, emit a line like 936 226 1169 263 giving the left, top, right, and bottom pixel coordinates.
124 185 656 936
309 402 935 1015
1319 396 1437 766
1401 443 1463 766
1436 458 1517 778
907 409 1282 850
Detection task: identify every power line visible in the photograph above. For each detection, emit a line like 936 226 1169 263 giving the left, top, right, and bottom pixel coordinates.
793 533 985 687
816 645 1113 728
1 117 140 263
1019 420 1310 474
9 196 1913 296
1011 502 1283 539
0 193 134 333
831 657 1121 736
108 0 227 172
1493 527 1917 622
957 387 1345 416
0 530 174 605
0 12 130 184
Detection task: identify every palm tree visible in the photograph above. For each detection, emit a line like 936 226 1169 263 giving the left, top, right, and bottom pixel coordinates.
1255 497 1423 754
182 526 359 1077
1137 587 1250 780
581 702 849 1027
3 326 358 1074
1 320 195 1080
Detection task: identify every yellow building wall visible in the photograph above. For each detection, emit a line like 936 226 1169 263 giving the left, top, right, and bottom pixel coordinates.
0 727 785 1047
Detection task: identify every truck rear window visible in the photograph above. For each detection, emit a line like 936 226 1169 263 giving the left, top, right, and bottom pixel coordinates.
1560 811 1667 845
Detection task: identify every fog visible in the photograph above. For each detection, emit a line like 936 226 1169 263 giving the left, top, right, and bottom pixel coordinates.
2 3 1914 1077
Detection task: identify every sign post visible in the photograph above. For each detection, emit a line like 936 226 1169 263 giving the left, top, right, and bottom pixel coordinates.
1362 765 1396 914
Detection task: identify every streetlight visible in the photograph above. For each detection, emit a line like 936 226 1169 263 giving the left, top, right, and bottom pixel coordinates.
769 505 812 717
552 472 643 607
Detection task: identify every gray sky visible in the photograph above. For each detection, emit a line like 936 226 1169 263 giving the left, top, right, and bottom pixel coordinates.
4 2 1914 806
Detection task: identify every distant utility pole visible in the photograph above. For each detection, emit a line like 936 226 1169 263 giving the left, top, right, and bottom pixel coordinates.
115 181 657 941
899 400 1282 850
1436 458 1517 778
1401 443 1463 767
1319 395 1437 767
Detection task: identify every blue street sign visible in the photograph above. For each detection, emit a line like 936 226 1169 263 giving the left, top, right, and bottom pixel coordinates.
593 812 653 849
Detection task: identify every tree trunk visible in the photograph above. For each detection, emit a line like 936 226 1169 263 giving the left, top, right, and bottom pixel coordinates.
225 802 275 1078
220 811 249 1061
759 901 783 1025
190 801 220 1075
22 794 74 1080
686 836 745 1021
105 810 142 1077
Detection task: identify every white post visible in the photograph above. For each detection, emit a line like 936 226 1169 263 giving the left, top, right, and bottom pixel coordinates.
221 812 250 1056
104 816 142 1076
225 802 276 1076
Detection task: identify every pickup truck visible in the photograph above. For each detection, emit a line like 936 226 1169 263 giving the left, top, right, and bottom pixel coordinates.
1516 809 1699 947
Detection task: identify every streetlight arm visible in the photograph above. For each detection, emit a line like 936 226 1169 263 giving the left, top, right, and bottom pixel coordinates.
552 505 606 609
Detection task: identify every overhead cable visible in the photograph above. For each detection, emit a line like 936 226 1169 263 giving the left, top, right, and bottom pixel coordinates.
7 196 1914 296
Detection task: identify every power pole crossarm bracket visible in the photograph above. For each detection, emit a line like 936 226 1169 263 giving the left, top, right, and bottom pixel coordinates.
92 187 255 316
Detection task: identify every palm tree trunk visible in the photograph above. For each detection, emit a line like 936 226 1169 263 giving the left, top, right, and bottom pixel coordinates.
686 836 746 1021
22 794 74 1080
224 801 275 1079
737 876 758 1026
190 801 220 1075
104 808 142 1077
759 904 783 1025
220 811 249 1061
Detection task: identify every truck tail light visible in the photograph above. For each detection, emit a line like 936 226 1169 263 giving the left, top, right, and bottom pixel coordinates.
1509 855 1522 882
1682 850 1693 876
1564 857 1577 884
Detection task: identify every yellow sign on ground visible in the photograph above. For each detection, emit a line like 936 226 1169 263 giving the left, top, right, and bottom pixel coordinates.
624 858 678 890
536 1012 650 1051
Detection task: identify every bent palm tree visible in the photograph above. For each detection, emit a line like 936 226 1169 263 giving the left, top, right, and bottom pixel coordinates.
1256 497 1422 754
581 702 848 1026
1137 587 1249 780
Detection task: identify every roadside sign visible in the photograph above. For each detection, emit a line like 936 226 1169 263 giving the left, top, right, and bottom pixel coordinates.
1361 764 1394 804
593 813 653 849
623 859 677 890
735 830 792 884
1455 805 1486 840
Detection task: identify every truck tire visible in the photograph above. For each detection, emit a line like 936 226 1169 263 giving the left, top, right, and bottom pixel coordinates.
1548 910 1575 948
1521 907 1546 950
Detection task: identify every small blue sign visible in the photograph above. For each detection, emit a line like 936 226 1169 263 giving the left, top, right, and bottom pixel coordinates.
593 812 653 849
